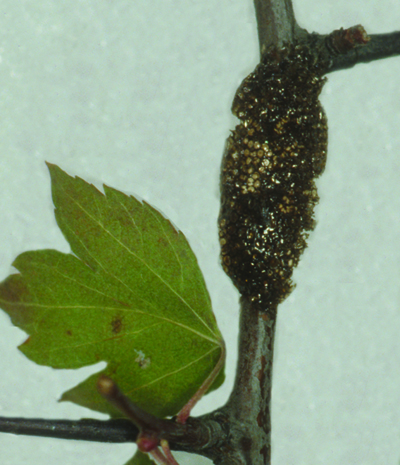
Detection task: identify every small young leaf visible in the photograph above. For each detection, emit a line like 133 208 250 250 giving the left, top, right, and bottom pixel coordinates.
0 164 225 418
125 451 156 465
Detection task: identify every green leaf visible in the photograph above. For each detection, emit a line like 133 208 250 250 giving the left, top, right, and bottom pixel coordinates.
124 451 156 465
0 163 224 418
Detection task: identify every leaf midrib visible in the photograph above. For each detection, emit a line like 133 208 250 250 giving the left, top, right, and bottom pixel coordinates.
59 183 216 339
127 345 221 395
0 293 221 346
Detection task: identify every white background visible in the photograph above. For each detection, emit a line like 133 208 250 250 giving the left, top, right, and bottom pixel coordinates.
0 1 400 464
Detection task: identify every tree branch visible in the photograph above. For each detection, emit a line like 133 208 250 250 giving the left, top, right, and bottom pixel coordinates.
253 0 306 55
0 412 227 461
222 297 277 464
253 0 400 72
325 31 400 72
0 417 137 443
96 376 231 463
1 1 400 465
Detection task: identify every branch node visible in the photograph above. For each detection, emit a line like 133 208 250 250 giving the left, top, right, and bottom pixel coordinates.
326 25 370 55
97 376 187 464
137 435 160 453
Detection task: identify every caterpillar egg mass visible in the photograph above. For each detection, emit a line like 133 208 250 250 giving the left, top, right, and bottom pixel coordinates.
219 45 328 313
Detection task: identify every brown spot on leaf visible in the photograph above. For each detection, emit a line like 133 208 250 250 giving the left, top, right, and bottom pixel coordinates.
111 315 123 334
66 330 73 336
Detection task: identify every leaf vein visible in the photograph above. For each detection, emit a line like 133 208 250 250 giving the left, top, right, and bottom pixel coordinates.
127 345 221 394
60 186 217 338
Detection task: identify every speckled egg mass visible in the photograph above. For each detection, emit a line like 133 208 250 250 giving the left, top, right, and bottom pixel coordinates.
219 45 328 313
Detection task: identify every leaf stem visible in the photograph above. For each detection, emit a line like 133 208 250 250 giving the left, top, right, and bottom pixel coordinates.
160 440 181 465
150 447 171 465
97 376 167 435
176 343 226 424
96 375 218 461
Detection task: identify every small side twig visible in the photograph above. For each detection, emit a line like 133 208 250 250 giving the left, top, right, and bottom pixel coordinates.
253 0 400 73
325 31 400 72
96 376 226 463
97 375 180 461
